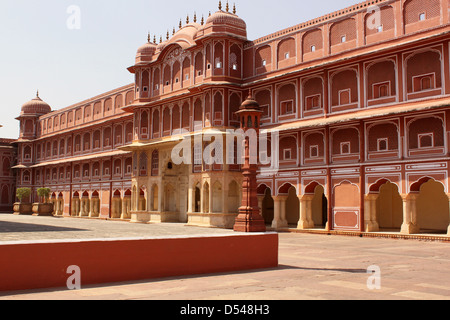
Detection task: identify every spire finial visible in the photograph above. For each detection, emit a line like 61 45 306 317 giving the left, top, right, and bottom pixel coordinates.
226 1 229 12
166 30 169 40
209 11 211 17
173 27 176 35
219 1 222 11
153 35 157 44
201 15 204 25
36 90 39 98
147 32 151 43
186 15 189 24
194 12 197 23
179 19 182 29
233 3 236 14
160 36 163 43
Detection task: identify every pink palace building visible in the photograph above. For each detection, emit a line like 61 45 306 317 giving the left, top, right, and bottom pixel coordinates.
11 0 450 235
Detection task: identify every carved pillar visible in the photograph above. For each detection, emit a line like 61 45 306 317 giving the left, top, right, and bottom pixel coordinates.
400 193 420 235
298 195 315 229
364 194 380 232
233 93 266 233
272 196 288 229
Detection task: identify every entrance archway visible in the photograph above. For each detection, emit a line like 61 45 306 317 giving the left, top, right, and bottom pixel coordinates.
194 184 201 213
262 188 274 225
278 183 299 226
311 185 328 228
376 182 403 232
415 179 449 234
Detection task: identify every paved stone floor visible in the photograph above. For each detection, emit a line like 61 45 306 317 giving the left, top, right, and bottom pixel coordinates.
1 214 450 300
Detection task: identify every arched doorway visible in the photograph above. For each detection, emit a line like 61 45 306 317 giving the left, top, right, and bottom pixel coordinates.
138 188 147 211
112 190 121 218
262 188 274 225
194 184 201 213
71 192 80 216
415 179 449 234
279 183 299 226
311 185 328 228
376 182 403 232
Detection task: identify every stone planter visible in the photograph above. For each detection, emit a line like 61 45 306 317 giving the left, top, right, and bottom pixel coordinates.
32 203 54 216
13 203 33 215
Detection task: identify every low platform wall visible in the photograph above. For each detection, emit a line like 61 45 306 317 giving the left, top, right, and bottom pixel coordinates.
0 233 278 292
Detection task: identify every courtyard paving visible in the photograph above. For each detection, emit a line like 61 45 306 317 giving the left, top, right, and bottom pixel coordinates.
0 213 450 300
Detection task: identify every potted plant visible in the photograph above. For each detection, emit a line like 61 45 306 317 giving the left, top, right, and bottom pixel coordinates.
13 188 32 215
32 188 54 216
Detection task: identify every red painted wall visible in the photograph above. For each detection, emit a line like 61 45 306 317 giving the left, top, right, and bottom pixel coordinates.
0 233 278 292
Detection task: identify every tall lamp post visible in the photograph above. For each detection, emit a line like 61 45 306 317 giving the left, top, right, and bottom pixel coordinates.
233 92 266 233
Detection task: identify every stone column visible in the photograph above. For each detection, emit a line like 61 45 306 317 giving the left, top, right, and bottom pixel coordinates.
364 194 380 232
400 193 420 234
208 184 213 214
297 195 315 229
272 196 288 229
187 186 193 214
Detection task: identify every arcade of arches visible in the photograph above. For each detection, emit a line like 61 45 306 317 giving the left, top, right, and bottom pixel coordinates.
257 178 450 235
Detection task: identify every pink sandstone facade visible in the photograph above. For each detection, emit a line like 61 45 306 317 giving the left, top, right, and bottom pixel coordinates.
11 0 450 235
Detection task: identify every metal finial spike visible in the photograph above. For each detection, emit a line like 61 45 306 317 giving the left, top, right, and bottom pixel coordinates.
36 90 39 98
160 36 162 43
179 19 182 29
201 15 204 25
147 32 151 43
226 1 229 12
219 1 222 10
166 30 169 40
186 15 189 24
194 12 197 23
153 35 157 44
233 3 236 14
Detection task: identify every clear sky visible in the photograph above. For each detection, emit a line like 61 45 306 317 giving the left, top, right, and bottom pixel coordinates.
0 0 359 139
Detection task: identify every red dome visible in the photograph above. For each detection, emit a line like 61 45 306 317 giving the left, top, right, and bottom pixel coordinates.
20 93 51 116
136 41 157 63
205 10 247 30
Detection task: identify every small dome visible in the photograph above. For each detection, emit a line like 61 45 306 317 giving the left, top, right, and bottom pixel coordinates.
20 93 51 116
136 40 157 63
205 10 247 30
239 93 261 112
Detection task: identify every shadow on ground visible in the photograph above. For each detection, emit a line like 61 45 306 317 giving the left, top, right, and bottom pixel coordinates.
0 221 87 233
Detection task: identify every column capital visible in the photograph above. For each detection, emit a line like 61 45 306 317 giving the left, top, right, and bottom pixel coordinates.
364 193 379 201
273 195 288 201
298 194 314 201
401 193 419 201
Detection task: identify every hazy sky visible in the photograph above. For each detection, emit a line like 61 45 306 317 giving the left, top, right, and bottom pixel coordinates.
0 0 359 139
